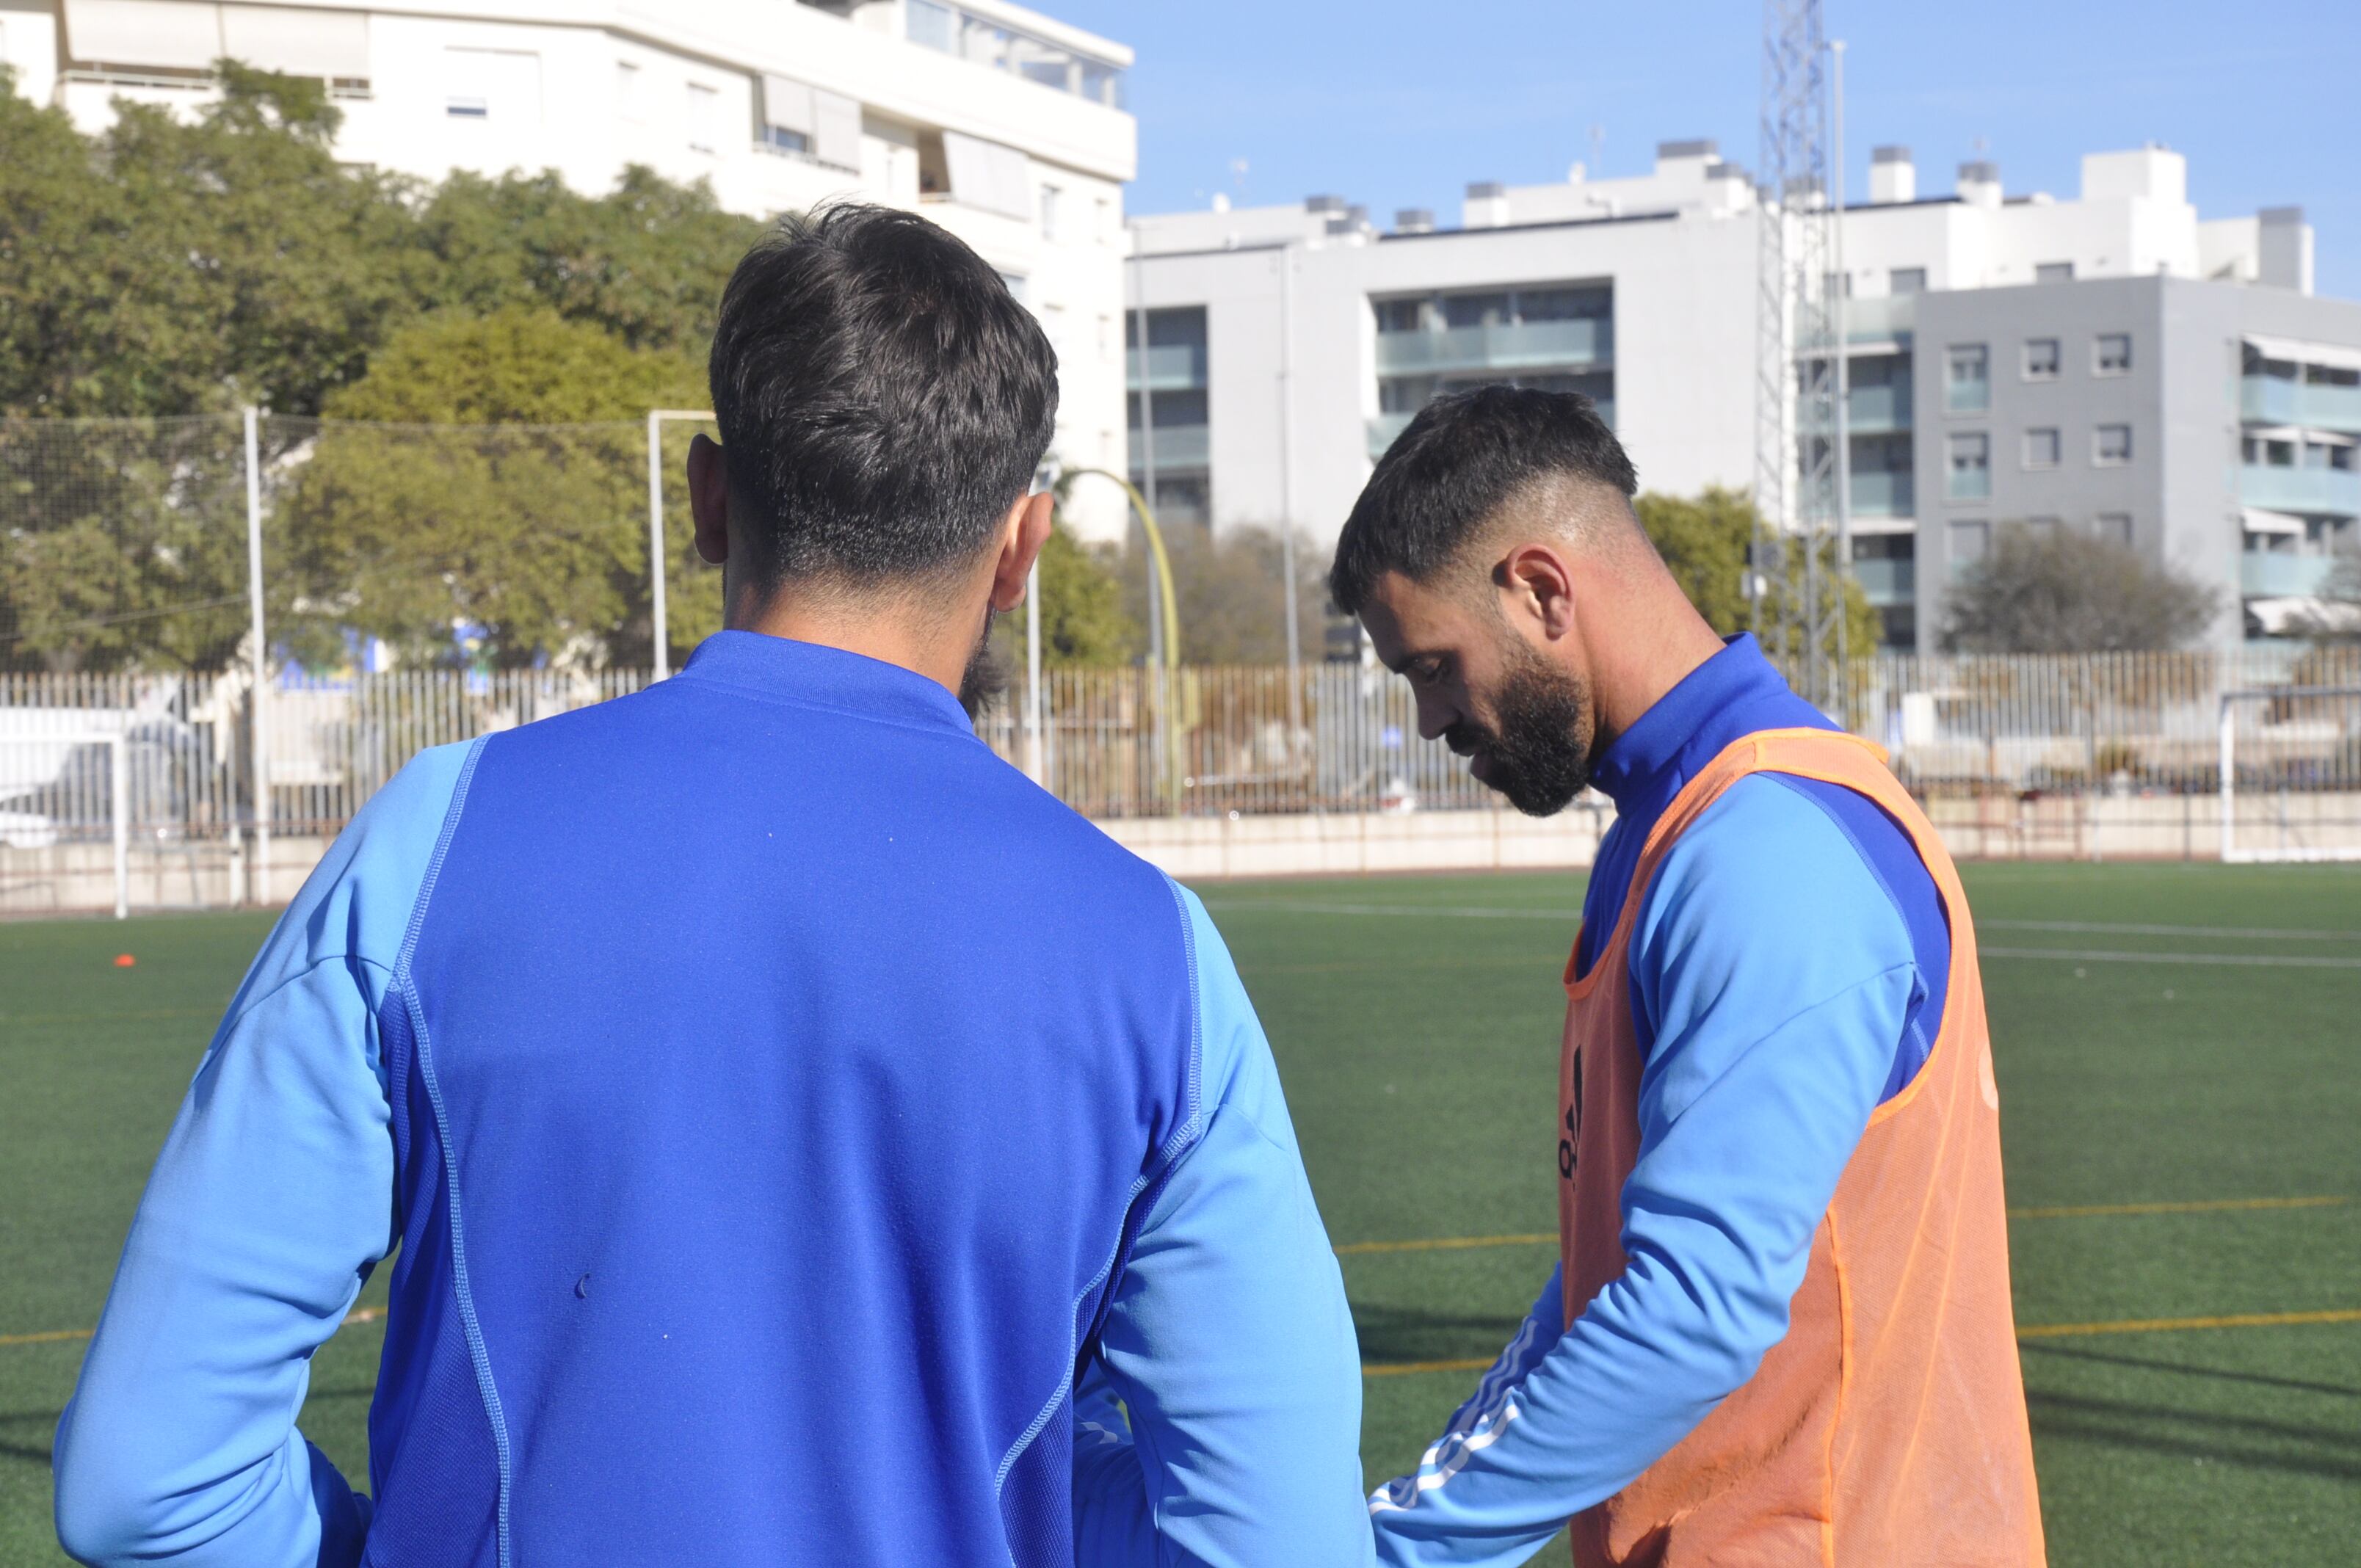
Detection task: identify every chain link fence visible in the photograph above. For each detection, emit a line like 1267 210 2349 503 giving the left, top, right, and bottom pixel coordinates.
10 413 2361 912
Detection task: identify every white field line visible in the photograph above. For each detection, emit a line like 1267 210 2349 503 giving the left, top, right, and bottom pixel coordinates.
1206 901 2361 955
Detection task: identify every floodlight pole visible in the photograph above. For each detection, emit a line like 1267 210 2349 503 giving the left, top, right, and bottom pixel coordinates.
645 410 717 680
244 405 271 905
1278 245 1306 766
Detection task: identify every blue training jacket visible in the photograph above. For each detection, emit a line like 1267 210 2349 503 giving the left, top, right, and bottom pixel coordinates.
55 631 1370 1568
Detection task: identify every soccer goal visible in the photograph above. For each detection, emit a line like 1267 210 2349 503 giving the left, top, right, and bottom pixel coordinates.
0 730 131 918
2218 686 2361 863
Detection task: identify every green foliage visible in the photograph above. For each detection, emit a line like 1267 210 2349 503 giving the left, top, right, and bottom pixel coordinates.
280 312 706 667
1118 523 1330 664
1943 523 2217 653
1004 522 1139 668
1636 484 1882 657
0 63 427 418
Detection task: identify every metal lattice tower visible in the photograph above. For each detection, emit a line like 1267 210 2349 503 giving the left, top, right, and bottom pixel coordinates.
1752 0 1851 711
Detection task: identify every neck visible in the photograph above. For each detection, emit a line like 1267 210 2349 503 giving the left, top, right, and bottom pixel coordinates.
729 580 988 698
1581 576 1727 747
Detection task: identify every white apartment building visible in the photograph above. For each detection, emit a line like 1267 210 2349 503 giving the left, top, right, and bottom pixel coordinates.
1128 141 2358 650
1 0 1139 534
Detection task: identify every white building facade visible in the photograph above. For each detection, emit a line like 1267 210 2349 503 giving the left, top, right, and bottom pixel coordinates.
2 0 1139 533
1128 142 2357 650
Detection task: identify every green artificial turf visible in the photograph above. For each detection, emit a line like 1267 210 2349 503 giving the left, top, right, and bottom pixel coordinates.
4 863 2357 1564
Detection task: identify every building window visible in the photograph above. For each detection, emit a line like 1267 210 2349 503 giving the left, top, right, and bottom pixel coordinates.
1945 344 1990 413
2034 261 2075 284
1890 267 1927 295
615 61 643 123
2094 424 2132 465
1949 519 1990 568
760 124 811 155
2023 338 2059 380
999 272 1029 305
2096 512 2133 547
2095 333 2132 374
1947 432 1991 500
686 82 719 153
2023 427 2060 468
1038 183 1061 241
446 96 488 118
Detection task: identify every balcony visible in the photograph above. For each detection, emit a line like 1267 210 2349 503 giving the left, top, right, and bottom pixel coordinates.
1127 343 1206 391
2241 376 2361 435
1845 294 1916 345
2240 465 2361 518
1851 556 1916 606
1851 470 1915 516
1373 317 1611 377
2241 553 2339 598
1129 424 1208 471
1846 382 1913 434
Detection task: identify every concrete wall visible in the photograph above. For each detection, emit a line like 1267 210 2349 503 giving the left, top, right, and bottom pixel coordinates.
18 797 2361 919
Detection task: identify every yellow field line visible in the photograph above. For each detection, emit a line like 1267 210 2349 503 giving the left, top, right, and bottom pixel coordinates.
1335 1196 2349 1255
2015 1307 2361 1340
0 1305 382 1350
1366 1307 2361 1375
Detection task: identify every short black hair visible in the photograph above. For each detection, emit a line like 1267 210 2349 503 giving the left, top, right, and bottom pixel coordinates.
708 203 1059 587
1329 385 1637 614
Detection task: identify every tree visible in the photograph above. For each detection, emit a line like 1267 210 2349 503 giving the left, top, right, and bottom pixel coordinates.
1636 485 1881 657
0 63 427 419
280 309 704 667
1943 524 2217 653
415 167 764 356
1118 523 1329 664
998 521 1139 669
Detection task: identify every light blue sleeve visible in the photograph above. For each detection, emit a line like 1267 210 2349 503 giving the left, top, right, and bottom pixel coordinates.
53 741 478 1568
1368 777 1917 1568
1072 883 1373 1568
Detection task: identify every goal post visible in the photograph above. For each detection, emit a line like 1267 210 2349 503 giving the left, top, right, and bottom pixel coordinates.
0 731 130 918
2218 686 2361 864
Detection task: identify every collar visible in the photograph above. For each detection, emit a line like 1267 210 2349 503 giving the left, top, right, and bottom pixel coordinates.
1586 634 1831 819
674 631 973 736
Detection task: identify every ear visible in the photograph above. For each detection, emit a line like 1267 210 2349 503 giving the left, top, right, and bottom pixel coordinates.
1496 541 1581 642
989 490 1056 614
687 435 730 566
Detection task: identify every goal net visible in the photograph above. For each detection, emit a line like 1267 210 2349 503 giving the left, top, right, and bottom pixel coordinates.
0 730 130 918
2218 686 2361 863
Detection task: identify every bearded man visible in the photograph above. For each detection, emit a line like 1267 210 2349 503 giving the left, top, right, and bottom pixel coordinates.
1333 386 2045 1567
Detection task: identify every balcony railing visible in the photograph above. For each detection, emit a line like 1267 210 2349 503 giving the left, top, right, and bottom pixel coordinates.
1845 294 1916 344
2240 465 2361 518
1852 556 1917 606
1373 317 1612 377
2241 552 2339 598
1846 382 1912 434
2241 377 2361 435
1126 344 1206 391
1128 424 1208 471
1852 470 1915 516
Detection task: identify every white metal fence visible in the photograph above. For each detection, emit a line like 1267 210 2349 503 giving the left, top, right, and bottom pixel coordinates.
6 649 2361 915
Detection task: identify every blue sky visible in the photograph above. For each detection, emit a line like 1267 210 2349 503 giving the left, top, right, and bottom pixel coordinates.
1053 1 2360 301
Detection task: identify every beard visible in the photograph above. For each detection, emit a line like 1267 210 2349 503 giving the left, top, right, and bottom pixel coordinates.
957 611 1007 719
1447 643 1595 818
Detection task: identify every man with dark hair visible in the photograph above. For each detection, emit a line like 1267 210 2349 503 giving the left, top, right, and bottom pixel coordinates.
56 205 1371 1568
1338 387 2043 1567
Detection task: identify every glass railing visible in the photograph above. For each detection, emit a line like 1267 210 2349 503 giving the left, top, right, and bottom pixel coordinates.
905 1 1125 107
1372 317 1611 376
1125 343 1206 391
2241 552 2338 598
1846 382 1912 433
1850 556 1917 605
1844 294 1916 344
2240 465 2361 517
1943 382 1990 415
1851 470 1915 515
1366 413 1415 460
2241 377 2361 435
1128 424 1208 471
